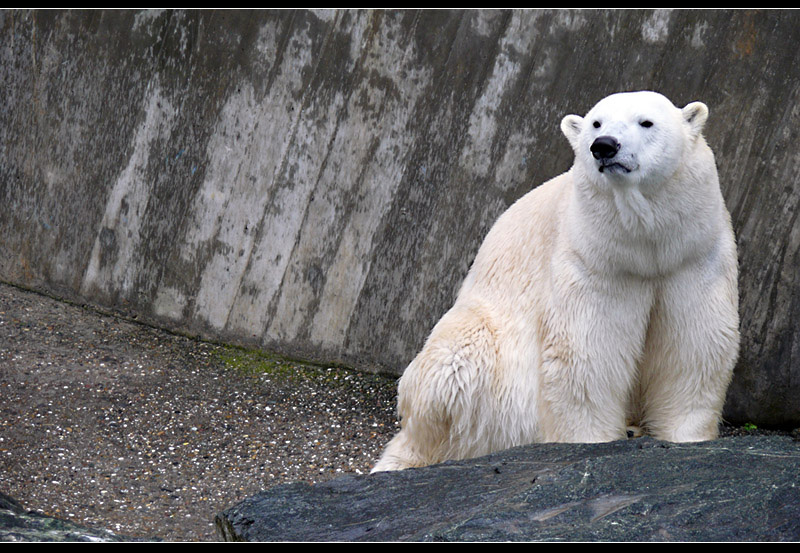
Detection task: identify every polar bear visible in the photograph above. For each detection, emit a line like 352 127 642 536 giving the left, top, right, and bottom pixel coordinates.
372 91 740 473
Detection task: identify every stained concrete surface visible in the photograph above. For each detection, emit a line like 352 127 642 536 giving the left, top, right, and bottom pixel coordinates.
2 10 800 426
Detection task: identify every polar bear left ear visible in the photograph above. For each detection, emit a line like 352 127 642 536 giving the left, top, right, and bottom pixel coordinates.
561 114 583 150
682 101 708 140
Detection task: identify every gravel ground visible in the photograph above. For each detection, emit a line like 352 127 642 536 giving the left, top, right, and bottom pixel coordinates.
0 282 400 541
1 281 792 542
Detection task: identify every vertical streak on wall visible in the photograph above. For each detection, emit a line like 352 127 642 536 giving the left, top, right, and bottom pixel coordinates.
222 11 357 339
81 82 176 299
456 11 543 227
158 13 340 331
307 14 433 350
254 12 376 344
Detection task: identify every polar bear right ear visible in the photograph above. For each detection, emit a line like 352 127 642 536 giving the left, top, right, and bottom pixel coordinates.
560 114 583 150
682 101 709 140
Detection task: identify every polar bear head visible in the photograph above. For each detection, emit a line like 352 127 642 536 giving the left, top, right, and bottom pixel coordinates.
560 91 709 194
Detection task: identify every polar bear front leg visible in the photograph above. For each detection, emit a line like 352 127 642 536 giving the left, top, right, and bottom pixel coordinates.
537 271 655 443
370 427 430 473
539 357 632 443
371 302 499 472
639 256 739 442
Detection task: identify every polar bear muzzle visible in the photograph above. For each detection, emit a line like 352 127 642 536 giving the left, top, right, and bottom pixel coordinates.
591 135 630 173
591 135 620 159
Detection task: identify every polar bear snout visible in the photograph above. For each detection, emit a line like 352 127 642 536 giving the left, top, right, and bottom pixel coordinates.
591 135 632 174
591 136 620 160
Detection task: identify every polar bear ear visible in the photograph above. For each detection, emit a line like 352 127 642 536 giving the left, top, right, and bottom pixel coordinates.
560 114 583 150
682 101 709 140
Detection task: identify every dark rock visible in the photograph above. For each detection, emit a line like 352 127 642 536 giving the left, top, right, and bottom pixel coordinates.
216 436 800 542
0 491 138 542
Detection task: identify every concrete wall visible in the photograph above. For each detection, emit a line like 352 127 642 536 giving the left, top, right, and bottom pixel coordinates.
1 9 798 426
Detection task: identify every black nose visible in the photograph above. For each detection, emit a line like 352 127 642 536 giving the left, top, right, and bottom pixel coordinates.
591 136 620 160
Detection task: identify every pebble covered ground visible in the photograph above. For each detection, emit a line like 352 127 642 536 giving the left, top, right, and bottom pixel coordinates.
2 282 791 542
0 282 400 541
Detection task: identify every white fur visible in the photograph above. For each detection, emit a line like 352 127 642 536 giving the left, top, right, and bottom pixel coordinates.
372 91 739 472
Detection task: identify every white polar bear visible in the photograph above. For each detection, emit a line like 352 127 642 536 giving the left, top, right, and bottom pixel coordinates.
372 91 740 473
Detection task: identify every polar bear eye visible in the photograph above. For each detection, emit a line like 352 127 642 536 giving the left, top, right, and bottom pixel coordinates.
592 121 601 129
640 120 653 128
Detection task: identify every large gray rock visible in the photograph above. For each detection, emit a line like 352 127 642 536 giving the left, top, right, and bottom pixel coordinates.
0 492 135 542
1 10 799 426
216 436 800 541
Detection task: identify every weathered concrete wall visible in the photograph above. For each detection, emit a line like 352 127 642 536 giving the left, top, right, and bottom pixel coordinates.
1 9 798 426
